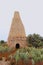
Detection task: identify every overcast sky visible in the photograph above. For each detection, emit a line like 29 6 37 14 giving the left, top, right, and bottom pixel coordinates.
0 0 43 41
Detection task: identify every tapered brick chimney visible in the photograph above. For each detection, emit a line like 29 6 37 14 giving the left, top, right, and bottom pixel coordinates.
7 11 28 48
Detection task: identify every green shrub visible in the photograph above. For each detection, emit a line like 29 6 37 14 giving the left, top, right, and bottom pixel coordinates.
0 45 10 53
12 47 43 63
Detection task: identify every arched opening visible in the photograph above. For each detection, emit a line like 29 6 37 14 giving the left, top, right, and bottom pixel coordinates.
16 43 20 49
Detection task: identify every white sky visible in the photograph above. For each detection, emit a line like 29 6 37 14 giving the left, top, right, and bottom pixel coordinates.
0 0 43 41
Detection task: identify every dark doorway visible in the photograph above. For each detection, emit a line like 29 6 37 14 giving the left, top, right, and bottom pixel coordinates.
16 43 20 49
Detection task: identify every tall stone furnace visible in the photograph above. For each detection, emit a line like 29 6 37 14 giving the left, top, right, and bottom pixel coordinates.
7 11 27 49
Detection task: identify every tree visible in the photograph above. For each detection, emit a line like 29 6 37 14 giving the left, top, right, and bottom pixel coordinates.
0 40 5 44
27 34 43 48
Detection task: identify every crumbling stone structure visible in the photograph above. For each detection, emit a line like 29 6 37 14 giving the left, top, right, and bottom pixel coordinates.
7 11 28 48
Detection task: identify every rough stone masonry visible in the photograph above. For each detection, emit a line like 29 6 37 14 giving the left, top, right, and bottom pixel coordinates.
7 11 28 48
